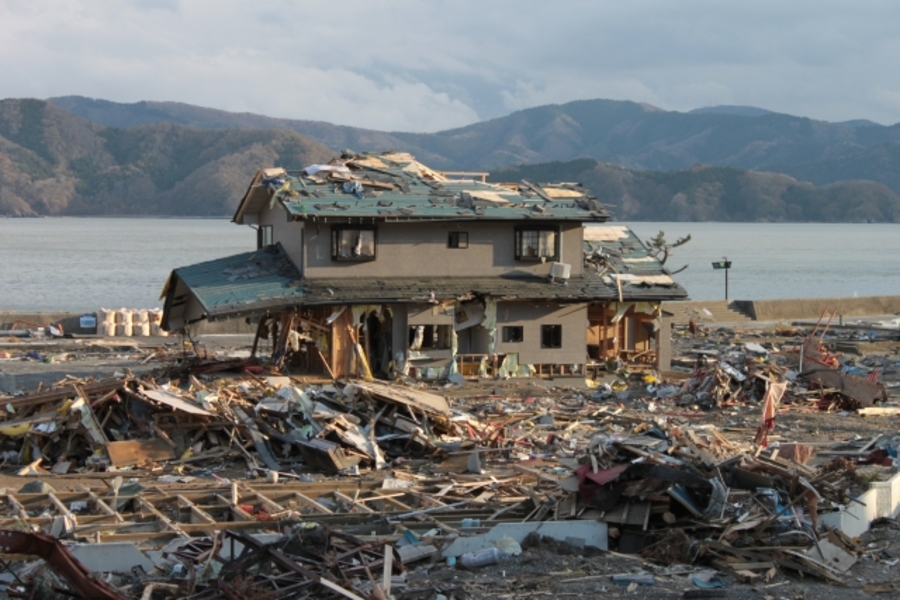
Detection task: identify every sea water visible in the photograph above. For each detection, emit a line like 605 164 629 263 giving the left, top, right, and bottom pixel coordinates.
0 218 897 311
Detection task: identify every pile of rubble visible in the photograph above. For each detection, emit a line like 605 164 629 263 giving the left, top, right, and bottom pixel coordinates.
665 315 896 417
0 316 897 598
0 367 460 478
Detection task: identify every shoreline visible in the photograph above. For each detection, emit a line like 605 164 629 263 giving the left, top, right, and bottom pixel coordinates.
4 294 900 334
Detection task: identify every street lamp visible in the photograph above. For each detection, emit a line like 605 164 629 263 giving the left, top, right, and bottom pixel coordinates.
711 257 732 300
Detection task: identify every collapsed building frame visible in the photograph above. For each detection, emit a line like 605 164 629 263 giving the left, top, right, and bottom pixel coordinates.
161 152 687 380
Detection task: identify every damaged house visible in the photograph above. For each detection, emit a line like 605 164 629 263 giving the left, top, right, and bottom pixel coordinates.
161 152 687 380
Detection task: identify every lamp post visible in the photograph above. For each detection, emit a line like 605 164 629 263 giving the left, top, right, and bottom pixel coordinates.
711 258 732 300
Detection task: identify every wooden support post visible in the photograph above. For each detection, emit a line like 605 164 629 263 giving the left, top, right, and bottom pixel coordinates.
251 315 267 358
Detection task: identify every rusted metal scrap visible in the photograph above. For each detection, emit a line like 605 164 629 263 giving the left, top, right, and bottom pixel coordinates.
799 336 888 407
0 530 128 600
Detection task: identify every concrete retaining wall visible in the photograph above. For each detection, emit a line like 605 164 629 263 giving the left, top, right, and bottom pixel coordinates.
745 295 900 321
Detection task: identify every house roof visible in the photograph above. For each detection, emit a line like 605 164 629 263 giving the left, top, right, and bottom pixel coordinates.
233 152 611 224
162 230 687 325
162 244 307 324
584 225 685 292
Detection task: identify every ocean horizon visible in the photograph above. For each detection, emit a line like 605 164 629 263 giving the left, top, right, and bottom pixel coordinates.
1 218 897 312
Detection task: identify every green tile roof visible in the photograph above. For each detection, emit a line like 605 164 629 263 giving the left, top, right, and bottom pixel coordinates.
167 244 305 318
236 152 611 223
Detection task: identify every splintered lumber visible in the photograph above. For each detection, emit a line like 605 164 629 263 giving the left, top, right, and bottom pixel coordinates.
107 439 175 467
348 380 452 416
234 406 282 471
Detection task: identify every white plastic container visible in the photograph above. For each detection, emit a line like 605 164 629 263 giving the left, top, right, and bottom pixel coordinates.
459 547 506 568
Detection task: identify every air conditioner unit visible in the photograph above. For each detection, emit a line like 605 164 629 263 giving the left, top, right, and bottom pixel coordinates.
550 262 571 280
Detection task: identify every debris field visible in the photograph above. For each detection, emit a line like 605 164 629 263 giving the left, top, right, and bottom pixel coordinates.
0 315 898 599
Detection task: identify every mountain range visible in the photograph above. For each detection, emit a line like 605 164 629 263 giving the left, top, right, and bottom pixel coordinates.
0 95 898 221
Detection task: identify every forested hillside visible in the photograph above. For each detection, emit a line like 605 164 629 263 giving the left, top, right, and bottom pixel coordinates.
491 160 900 222
0 99 331 216
3 97 899 221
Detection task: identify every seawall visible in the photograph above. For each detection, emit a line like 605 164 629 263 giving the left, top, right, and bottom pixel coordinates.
666 295 900 324
737 295 900 321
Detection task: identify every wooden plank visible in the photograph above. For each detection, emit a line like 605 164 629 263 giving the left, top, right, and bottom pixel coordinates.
382 544 393 597
77 488 124 523
107 439 176 467
137 497 188 538
294 492 335 514
335 491 375 513
177 495 217 525
858 406 900 416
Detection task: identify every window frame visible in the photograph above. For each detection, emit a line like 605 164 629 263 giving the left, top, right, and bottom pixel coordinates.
540 324 562 349
502 325 524 343
448 231 469 249
514 226 560 261
257 225 274 249
331 225 377 261
409 324 453 350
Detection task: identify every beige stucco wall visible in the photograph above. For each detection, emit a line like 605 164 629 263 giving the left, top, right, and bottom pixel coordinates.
259 207 305 272
495 301 588 365
300 221 583 279
408 303 455 325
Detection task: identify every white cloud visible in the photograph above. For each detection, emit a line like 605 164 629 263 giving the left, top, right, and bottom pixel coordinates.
1 0 899 129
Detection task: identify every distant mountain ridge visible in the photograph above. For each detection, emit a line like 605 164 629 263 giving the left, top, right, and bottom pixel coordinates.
0 96 898 221
491 159 900 223
50 95 900 196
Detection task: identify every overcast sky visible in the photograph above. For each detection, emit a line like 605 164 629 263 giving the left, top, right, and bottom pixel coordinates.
3 0 899 132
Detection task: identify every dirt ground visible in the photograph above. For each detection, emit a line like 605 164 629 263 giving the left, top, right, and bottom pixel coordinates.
1 324 900 598
406 518 900 599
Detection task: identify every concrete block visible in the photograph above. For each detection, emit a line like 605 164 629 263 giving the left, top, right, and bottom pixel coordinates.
820 471 900 539
441 520 607 557
68 542 155 574
396 543 438 564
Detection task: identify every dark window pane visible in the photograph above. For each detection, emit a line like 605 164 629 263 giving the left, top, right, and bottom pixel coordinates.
448 232 469 248
332 227 376 260
515 228 557 260
502 326 523 343
541 324 562 348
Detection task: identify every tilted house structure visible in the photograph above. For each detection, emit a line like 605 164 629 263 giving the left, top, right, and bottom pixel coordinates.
161 152 687 380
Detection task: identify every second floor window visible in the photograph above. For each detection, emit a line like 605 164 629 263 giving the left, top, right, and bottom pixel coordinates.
257 225 273 249
332 226 376 261
515 227 558 261
448 232 469 248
